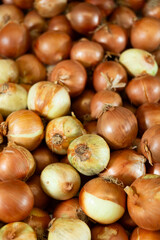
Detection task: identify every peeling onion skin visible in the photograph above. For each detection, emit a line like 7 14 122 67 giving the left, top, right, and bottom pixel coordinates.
79 177 126 224
0 222 37 240
91 223 129 240
130 227 160 240
125 174 160 231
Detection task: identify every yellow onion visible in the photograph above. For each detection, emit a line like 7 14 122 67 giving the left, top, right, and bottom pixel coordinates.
0 59 19 84
130 227 160 240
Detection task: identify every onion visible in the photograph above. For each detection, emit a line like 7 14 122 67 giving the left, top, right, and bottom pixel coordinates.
142 0 160 19
147 162 160 175
33 30 72 65
130 227 160 240
27 81 71 120
0 109 44 151
130 17 160 52
32 143 58 175
27 175 50 209
66 2 102 35
67 134 110 176
34 0 67 18
40 162 81 200
125 75 160 106
70 39 104 68
48 218 91 240
48 15 73 36
140 124 160 165
16 54 46 85
92 23 128 53
0 222 37 240
119 48 158 76
85 0 116 17
119 210 137 230
0 179 34 223
93 61 128 92
0 59 19 84
84 121 97 134
117 0 145 11
79 177 126 224
13 0 34 9
152 49 160 66
49 59 87 97
2 0 14 3
90 89 123 119
136 103 160 135
99 149 146 186
97 106 138 149
125 174 160 231
0 22 30 58
46 115 86 155
91 223 129 240
0 82 27 117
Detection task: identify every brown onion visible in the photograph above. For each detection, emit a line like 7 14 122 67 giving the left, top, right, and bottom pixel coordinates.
48 15 73 36
49 59 87 97
119 210 137 230
140 124 160 165
79 177 126 224
117 0 145 11
0 179 34 223
142 0 160 19
147 162 160 175
90 89 123 119
97 106 138 149
13 0 34 9
70 38 104 68
0 22 30 58
91 223 129 240
84 121 97 134
0 59 19 84
85 0 116 17
99 149 146 186
130 227 160 240
153 49 160 66
2 0 14 3
125 174 160 231
33 30 72 65
93 61 128 92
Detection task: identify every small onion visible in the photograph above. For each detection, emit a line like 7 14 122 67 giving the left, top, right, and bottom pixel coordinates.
40 162 81 200
85 0 116 17
79 177 126 224
27 81 71 120
125 174 160 230
130 227 160 240
48 218 91 240
142 0 160 19
0 59 19 84
67 134 110 176
45 115 86 155
119 48 158 76
48 15 73 36
0 222 37 240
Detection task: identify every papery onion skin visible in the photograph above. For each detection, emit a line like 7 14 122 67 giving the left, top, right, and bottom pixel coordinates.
79 177 126 224
48 218 91 240
27 81 71 120
125 174 160 231
99 149 146 186
97 106 138 150
68 134 110 176
45 115 86 155
40 162 81 200
0 222 37 240
91 223 129 240
0 180 34 223
0 59 19 84
130 226 160 240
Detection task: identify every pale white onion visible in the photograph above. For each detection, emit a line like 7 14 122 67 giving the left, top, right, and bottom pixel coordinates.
0 59 19 84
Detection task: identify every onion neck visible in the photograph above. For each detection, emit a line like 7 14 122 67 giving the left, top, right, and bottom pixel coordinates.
143 140 153 165
124 186 139 203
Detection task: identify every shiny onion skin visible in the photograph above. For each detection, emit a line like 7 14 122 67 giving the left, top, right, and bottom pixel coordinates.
49 59 87 97
91 223 129 240
1 110 44 151
125 75 160 106
0 222 37 240
130 17 160 52
119 48 158 76
79 177 126 224
125 174 160 231
97 106 138 149
27 81 71 120
48 15 73 36
0 82 27 117
16 54 46 85
13 0 34 9
67 134 110 176
130 227 160 240
142 0 160 19
70 39 104 68
140 125 160 165
93 61 128 92
33 31 72 65
0 22 30 59
90 89 123 119
85 0 116 17
0 59 19 84
34 0 67 18
0 180 34 223
99 149 146 186
0 142 36 181
66 2 102 35
136 103 160 135
92 23 128 53
45 115 86 155
117 0 145 11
